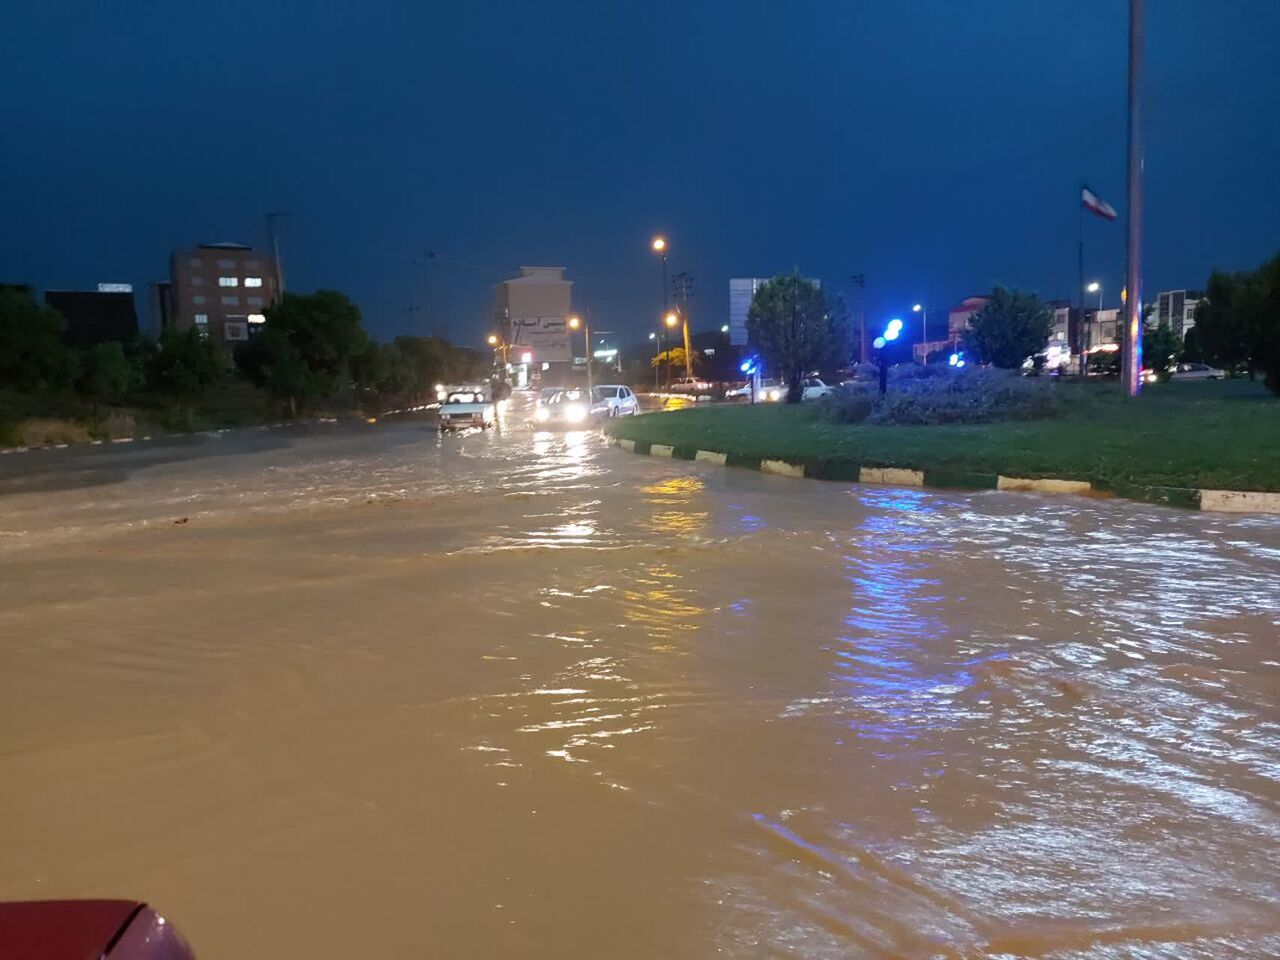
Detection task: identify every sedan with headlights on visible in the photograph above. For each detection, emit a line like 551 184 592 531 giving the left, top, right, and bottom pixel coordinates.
532 387 634 427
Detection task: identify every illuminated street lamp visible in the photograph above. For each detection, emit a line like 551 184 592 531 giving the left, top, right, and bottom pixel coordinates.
486 333 509 369
568 314 592 391
720 324 729 334
874 318 903 396
1086 280 1103 310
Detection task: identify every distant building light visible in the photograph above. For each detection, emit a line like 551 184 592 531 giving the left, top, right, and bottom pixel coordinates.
247 313 266 324
218 277 239 287
194 313 208 324
592 349 618 359
97 282 133 293
520 352 533 364
244 277 263 288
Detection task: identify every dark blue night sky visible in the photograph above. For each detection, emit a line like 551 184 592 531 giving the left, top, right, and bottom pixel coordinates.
2 0 1277 344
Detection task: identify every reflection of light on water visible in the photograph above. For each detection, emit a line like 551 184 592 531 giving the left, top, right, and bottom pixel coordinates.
640 475 705 498
831 491 959 744
641 475 708 536
623 562 706 648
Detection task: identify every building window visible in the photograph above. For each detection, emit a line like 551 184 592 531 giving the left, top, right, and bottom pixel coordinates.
192 295 206 305
194 313 208 324
188 257 201 268
221 296 239 306
247 313 266 325
224 321 249 341
190 276 204 286
244 277 263 288
218 276 238 287
217 259 235 269
246 296 264 307
245 260 261 269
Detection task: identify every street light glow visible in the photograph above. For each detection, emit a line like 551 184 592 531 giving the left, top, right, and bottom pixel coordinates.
720 324 729 333
486 334 498 345
912 303 922 312
648 332 657 340
568 315 581 330
664 312 679 328
651 236 667 253
1086 282 1101 293
873 336 886 349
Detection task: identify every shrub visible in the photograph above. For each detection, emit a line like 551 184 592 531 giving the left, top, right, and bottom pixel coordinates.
818 368 1059 425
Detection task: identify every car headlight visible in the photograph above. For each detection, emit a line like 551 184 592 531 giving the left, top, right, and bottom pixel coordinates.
766 389 780 401
564 404 587 423
534 407 550 422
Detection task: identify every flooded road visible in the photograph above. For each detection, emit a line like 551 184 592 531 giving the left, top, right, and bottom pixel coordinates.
2 406 1278 958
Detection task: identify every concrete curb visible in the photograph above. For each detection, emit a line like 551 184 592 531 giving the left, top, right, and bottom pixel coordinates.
606 437 1280 515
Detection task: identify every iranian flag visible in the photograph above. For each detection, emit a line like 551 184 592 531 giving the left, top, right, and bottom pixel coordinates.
1082 185 1118 221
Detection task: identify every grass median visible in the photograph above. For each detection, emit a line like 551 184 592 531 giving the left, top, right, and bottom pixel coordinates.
609 380 1280 493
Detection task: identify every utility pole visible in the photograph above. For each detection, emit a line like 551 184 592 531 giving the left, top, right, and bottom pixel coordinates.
1122 0 1145 396
850 274 866 364
672 272 694 380
266 212 291 302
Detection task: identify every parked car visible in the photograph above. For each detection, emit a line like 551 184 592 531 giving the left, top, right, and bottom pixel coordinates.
669 376 712 395
800 377 837 401
536 387 562 408
1169 362 1226 381
438 389 496 432
724 381 752 400
0 900 197 959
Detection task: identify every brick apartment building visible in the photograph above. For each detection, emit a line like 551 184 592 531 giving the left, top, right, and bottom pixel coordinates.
168 242 280 349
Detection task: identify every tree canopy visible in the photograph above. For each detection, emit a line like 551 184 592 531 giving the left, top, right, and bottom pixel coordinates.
1194 253 1280 394
236 290 369 413
0 287 74 391
746 273 848 402
963 286 1054 369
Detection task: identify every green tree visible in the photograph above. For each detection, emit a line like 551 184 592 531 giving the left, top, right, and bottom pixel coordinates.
1239 252 1280 395
393 335 452 400
650 346 694 373
746 273 848 403
235 290 369 415
963 286 1054 370
146 327 223 403
77 342 134 416
353 341 414 413
1142 326 1182 381
0 287 74 391
1192 271 1251 373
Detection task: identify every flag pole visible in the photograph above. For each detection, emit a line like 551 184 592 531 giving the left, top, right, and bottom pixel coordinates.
1122 0 1145 396
1078 183 1087 376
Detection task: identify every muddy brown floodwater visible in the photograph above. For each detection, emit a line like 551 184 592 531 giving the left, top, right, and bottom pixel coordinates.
1 406 1278 958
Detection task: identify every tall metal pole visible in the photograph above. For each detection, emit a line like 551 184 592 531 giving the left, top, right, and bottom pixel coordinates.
584 316 593 393
266 212 289 301
1122 0 1145 396
1078 191 1088 376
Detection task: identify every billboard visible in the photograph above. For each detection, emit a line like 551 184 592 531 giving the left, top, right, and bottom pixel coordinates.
507 315 571 363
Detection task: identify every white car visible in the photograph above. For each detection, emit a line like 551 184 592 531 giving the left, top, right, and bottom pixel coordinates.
669 376 712 395
800 377 836 401
589 385 640 417
532 386 637 426
1169 362 1226 381
438 390 496 432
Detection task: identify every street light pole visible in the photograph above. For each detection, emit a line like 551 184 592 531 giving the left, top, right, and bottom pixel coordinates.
1122 0 1145 396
